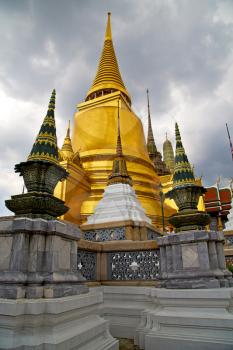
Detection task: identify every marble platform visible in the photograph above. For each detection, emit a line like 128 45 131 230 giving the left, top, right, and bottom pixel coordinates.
0 289 118 350
137 288 233 350
0 285 232 349
99 286 233 350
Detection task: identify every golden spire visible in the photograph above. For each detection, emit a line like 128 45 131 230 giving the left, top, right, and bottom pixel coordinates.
86 13 131 104
105 11 112 40
163 133 175 173
60 120 75 161
146 89 157 156
116 99 123 157
108 99 132 186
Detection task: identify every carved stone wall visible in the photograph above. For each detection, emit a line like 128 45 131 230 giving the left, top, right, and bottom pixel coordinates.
107 250 160 280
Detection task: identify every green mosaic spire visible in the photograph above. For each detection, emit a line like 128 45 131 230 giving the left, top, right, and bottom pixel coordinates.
27 89 59 164
173 123 195 188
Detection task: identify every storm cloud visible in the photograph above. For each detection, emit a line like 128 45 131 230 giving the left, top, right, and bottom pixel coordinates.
0 0 233 215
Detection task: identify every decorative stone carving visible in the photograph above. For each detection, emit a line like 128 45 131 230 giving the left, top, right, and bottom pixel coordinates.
84 227 126 241
107 250 160 280
77 250 97 280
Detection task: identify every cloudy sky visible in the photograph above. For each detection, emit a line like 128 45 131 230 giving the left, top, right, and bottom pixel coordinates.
0 0 233 216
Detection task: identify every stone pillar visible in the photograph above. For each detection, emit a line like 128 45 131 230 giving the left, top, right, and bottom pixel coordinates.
166 245 173 273
157 230 233 289
216 241 226 269
159 246 167 277
0 217 88 299
208 241 219 270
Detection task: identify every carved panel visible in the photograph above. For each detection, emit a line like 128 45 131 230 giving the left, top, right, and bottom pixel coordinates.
77 249 97 280
226 236 233 245
107 250 160 280
84 227 126 241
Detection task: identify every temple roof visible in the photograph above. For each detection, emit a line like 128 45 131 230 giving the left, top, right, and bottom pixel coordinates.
173 123 195 188
205 186 232 215
27 89 59 165
86 13 131 104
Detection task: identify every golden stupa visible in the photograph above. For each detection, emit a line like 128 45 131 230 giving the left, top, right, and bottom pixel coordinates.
55 13 176 227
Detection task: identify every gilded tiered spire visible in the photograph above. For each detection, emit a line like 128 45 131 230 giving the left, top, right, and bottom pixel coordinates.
146 89 157 156
108 99 132 186
163 133 175 173
28 89 59 165
173 123 195 188
60 121 75 161
86 13 131 104
146 90 170 175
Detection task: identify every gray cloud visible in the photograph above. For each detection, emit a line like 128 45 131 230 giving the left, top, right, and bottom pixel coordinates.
0 0 233 215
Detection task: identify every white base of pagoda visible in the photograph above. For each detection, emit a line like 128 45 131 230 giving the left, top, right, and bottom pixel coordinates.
86 183 151 225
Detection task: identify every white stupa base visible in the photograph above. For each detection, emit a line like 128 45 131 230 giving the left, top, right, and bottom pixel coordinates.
86 183 151 225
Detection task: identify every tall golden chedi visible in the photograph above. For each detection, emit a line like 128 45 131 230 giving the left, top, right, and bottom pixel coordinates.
56 13 174 226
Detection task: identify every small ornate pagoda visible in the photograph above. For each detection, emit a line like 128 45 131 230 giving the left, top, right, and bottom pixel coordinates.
146 89 170 176
5 89 69 219
166 123 209 232
163 133 175 173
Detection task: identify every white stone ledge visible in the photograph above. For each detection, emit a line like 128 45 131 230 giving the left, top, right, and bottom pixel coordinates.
0 291 103 316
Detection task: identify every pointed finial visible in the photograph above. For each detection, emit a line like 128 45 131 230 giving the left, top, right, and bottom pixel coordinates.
173 122 195 188
48 89 56 110
146 89 157 155
116 98 123 157
27 89 59 164
146 89 150 117
107 98 132 186
60 119 75 161
66 119 71 138
175 122 182 144
105 12 112 40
